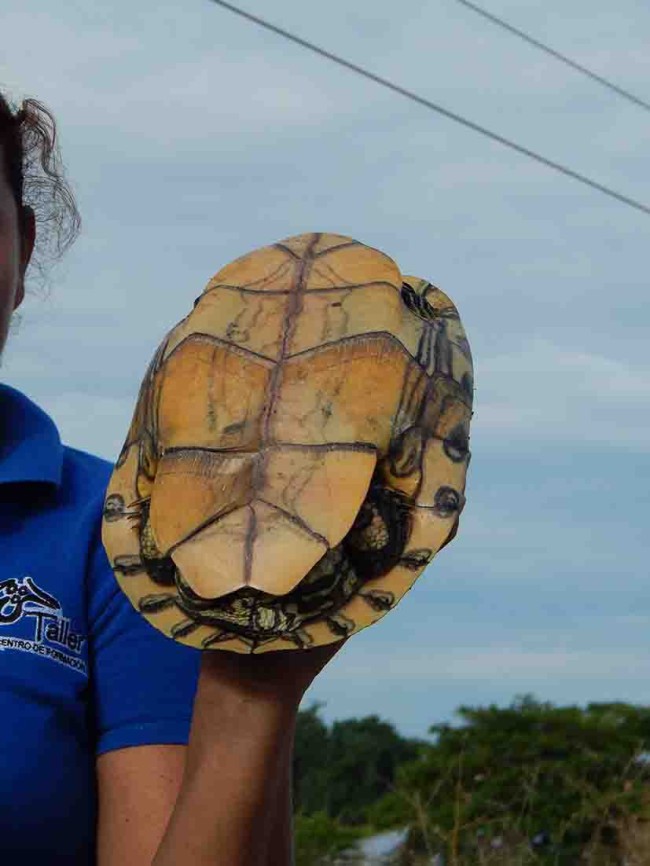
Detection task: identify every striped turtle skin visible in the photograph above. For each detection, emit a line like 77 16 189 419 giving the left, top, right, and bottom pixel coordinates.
101 233 474 653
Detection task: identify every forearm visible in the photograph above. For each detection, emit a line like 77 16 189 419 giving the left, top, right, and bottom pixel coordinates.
152 641 343 866
152 663 298 866
264 720 294 866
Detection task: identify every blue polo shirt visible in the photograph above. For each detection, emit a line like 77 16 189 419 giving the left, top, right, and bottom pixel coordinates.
0 384 201 864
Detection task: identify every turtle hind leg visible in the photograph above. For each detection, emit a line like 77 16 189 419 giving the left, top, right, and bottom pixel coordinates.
170 618 201 640
281 628 314 650
326 612 355 638
123 495 150 525
201 629 249 650
201 631 275 653
343 485 412 581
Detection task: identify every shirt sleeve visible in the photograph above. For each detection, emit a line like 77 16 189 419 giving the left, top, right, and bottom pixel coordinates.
86 503 201 757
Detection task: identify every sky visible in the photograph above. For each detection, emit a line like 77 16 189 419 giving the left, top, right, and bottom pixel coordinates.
1 0 649 738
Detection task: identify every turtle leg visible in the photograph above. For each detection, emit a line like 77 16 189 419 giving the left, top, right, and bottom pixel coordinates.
128 496 151 508
124 496 149 526
112 554 146 576
358 589 395 611
398 548 434 570
201 631 282 653
325 612 355 638
202 629 248 650
282 628 314 649
138 593 177 614
170 618 202 640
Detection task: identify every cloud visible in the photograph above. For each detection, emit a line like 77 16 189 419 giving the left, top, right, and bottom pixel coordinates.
36 390 134 460
2 0 648 738
0 0 383 162
331 645 649 682
473 337 650 450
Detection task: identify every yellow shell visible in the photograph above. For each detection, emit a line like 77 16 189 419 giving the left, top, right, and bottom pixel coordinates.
101 233 474 653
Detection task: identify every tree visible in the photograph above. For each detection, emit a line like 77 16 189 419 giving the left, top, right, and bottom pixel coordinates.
326 715 423 824
293 702 331 815
368 694 650 864
293 704 423 823
293 812 363 866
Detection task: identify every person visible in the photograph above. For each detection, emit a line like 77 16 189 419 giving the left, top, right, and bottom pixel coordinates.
0 90 344 865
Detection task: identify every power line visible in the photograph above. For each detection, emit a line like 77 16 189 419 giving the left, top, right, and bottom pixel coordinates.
457 0 650 114
208 0 650 217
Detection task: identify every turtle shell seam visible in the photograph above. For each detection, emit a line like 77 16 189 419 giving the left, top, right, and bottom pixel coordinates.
200 279 401 297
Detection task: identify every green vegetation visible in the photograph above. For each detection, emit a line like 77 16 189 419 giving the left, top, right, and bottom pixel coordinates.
292 696 650 865
293 702 423 822
293 811 364 866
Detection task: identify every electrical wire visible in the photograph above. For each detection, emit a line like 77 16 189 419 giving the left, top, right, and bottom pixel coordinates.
208 0 650 217
457 0 650 114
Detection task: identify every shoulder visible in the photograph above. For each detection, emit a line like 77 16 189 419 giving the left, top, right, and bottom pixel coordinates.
61 444 113 501
0 383 113 517
52 445 117 541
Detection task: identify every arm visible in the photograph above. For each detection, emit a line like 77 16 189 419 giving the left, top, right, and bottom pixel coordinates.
264 726 294 865
94 596 341 866
152 680 293 866
96 745 187 866
152 642 343 866
96 714 294 866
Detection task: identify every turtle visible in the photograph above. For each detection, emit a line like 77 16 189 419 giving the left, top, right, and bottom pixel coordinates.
101 232 474 654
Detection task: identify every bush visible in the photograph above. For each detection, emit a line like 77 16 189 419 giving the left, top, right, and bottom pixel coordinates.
294 812 364 866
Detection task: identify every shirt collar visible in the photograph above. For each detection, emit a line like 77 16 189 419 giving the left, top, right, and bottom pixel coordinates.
0 384 63 488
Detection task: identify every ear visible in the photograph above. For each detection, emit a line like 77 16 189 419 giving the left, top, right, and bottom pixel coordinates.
15 205 36 309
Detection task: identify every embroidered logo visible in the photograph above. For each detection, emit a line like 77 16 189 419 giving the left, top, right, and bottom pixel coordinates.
0 576 87 675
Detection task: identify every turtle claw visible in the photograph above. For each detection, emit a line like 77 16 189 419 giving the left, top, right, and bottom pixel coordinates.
359 589 395 611
399 548 433 570
171 618 201 639
112 555 145 576
284 628 313 649
139 593 177 614
128 496 150 509
201 629 240 649
326 613 355 637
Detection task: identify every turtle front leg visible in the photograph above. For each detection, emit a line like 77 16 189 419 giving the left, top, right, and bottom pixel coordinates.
358 589 395 611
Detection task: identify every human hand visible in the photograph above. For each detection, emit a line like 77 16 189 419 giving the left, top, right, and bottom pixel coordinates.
197 638 346 710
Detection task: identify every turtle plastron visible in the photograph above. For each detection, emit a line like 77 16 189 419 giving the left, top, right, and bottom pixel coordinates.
101 233 473 653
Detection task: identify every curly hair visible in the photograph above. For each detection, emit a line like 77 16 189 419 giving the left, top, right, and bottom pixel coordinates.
0 90 81 288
